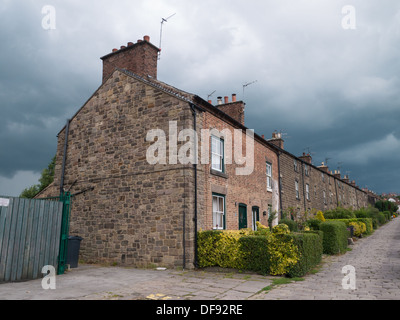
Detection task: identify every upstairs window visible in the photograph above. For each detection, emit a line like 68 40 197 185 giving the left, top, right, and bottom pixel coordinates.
211 136 224 172
295 180 300 199
266 162 272 191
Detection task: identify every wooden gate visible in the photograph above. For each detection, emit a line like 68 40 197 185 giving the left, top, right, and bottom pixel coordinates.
0 196 63 282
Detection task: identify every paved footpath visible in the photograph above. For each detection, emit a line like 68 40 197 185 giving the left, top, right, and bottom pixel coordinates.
0 218 399 300
253 216 400 300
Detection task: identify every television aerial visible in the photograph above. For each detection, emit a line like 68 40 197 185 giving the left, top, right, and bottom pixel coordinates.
242 80 257 99
158 13 176 60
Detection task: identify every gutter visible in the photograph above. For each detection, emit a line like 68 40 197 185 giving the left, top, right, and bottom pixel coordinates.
277 151 284 219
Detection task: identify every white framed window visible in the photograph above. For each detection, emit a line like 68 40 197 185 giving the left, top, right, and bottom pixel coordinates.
305 164 309 176
294 160 298 172
295 180 300 199
322 172 325 182
323 191 327 204
211 136 224 172
212 194 225 230
266 162 272 191
306 184 310 201
268 205 272 219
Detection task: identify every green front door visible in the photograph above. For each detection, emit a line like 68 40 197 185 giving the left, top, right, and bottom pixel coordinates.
238 204 247 229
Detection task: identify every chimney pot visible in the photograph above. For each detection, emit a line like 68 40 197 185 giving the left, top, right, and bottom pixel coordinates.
224 96 229 104
143 35 150 42
232 94 237 102
127 42 134 46
120 45 126 50
137 39 142 43
262 135 265 139
217 97 223 105
208 100 212 104
112 48 118 52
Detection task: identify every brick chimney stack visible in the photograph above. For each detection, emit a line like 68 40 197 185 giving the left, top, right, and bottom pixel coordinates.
268 131 284 149
318 162 329 173
100 35 160 83
216 94 245 126
299 152 312 164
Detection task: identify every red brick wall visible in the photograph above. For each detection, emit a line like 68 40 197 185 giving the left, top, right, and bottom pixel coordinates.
198 110 279 231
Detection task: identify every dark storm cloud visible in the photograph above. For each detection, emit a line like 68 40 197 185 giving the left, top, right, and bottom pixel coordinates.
0 0 399 195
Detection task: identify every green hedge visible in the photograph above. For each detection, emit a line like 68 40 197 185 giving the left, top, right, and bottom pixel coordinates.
198 229 324 277
327 218 373 235
286 231 323 278
279 218 299 232
324 207 355 219
320 221 348 255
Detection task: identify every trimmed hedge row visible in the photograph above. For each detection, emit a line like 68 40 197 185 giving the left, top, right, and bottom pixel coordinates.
326 218 373 236
197 228 323 278
319 221 348 255
286 231 323 278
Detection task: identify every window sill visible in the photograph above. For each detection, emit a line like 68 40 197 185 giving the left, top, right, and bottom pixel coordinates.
210 169 228 179
267 188 273 193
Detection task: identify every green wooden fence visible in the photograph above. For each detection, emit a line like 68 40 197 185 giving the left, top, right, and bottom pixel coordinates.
0 196 64 282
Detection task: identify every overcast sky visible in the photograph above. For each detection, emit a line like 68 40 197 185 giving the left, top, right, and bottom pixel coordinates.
1 0 399 196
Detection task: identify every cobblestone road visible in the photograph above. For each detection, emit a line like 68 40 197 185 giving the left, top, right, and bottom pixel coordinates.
1 217 399 300
254 216 400 300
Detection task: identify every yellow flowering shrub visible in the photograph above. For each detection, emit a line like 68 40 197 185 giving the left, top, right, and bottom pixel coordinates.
349 221 366 237
316 211 326 222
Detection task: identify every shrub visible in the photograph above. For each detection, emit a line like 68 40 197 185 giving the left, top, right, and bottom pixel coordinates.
198 229 300 276
306 219 322 230
383 211 392 222
279 219 299 232
320 221 348 255
197 230 244 269
272 223 290 234
327 218 373 236
239 233 299 275
316 211 326 222
286 231 323 278
348 221 366 237
324 207 355 219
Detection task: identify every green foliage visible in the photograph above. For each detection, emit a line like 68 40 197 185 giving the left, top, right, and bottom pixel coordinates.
198 229 300 276
279 219 299 232
319 221 348 255
286 231 323 278
306 219 323 230
197 230 245 269
315 211 326 222
327 218 373 236
20 155 56 198
375 200 398 214
20 185 40 199
324 207 355 219
272 223 290 234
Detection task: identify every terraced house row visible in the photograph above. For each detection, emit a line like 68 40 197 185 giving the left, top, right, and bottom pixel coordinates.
38 35 376 269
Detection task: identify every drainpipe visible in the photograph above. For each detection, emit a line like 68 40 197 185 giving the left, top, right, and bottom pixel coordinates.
277 151 283 219
60 119 71 196
189 103 199 269
301 162 307 212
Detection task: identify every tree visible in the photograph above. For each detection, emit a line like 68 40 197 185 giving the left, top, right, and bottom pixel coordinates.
20 155 56 198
